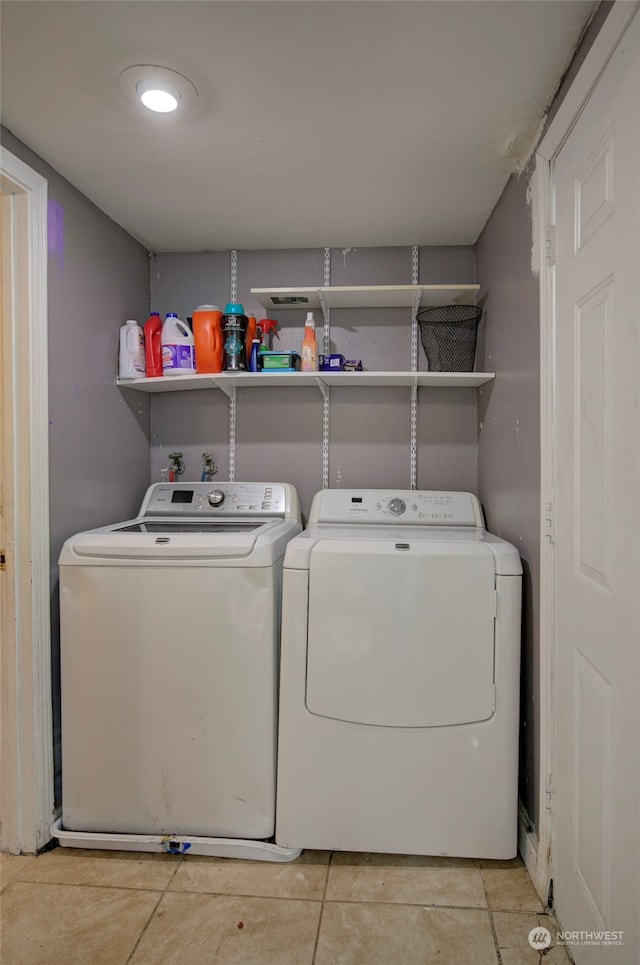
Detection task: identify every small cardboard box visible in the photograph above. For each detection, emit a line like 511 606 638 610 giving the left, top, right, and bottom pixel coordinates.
260 351 301 371
319 354 345 371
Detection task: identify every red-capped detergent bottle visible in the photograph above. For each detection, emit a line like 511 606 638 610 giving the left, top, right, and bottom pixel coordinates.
143 312 163 377
193 304 223 373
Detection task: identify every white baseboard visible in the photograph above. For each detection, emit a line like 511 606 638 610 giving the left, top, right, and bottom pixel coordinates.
518 801 550 907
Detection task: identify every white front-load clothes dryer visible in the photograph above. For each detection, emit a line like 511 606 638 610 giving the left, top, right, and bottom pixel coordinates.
276 489 522 859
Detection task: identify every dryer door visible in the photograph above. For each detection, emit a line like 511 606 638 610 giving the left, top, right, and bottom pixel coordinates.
306 539 496 727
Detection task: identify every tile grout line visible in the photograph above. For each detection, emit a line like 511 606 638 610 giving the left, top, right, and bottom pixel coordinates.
311 851 334 965
124 854 186 964
321 898 499 911
160 888 324 903
123 889 166 964
0 853 39 892
480 862 504 965
2 859 186 894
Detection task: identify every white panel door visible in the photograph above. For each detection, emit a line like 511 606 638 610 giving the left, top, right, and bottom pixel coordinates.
552 10 640 962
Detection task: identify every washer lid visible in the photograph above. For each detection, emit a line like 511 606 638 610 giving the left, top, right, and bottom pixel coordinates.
111 520 264 534
59 517 297 563
306 539 497 728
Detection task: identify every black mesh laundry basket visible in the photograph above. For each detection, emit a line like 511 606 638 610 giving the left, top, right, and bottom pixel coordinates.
416 305 483 372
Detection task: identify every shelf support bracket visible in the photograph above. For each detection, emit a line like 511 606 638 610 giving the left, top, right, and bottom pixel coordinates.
213 379 236 402
314 376 329 401
318 289 329 328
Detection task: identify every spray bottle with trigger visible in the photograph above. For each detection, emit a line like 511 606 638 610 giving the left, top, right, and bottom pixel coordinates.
258 318 279 355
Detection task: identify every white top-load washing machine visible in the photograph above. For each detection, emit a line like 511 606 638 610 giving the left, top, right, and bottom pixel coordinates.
57 482 302 861
276 489 522 859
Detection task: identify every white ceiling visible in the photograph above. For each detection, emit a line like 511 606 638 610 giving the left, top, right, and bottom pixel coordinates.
1 0 598 252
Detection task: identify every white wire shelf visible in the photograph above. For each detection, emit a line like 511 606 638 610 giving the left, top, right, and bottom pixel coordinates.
117 371 495 393
250 284 479 313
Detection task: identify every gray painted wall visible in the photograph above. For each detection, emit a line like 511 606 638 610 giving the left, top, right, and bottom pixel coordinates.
475 167 541 828
1 128 152 553
150 245 478 520
1 127 151 801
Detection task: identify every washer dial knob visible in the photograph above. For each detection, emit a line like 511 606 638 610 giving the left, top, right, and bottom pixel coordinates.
388 497 406 516
208 490 225 506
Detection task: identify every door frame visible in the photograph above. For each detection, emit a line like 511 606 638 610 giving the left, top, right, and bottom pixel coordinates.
0 146 54 853
533 0 640 902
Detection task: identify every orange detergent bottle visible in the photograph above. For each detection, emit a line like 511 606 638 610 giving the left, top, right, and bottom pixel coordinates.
193 304 223 373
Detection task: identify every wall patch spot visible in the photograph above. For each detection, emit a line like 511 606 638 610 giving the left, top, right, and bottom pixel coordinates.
47 201 65 272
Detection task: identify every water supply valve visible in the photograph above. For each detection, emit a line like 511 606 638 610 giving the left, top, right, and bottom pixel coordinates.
201 451 218 482
165 451 185 482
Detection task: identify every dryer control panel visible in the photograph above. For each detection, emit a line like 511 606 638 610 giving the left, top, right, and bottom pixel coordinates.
309 489 484 526
139 482 296 519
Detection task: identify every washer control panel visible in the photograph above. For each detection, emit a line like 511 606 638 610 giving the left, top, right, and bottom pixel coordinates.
140 482 290 517
310 489 483 527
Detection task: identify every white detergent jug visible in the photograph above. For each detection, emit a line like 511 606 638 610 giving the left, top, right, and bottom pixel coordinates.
161 313 195 376
118 320 145 380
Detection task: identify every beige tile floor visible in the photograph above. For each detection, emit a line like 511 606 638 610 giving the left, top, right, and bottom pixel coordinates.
1 848 573 964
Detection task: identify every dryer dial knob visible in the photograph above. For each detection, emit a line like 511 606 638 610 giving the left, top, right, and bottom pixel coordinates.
208 490 225 506
388 498 406 516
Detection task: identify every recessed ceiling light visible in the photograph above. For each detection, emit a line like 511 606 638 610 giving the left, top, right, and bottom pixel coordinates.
137 81 180 113
118 65 198 115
